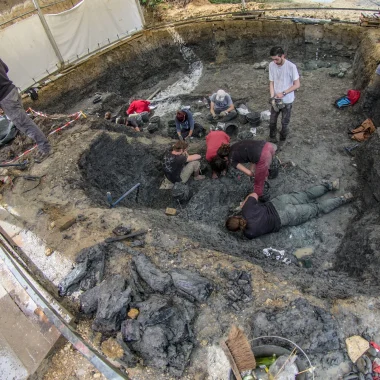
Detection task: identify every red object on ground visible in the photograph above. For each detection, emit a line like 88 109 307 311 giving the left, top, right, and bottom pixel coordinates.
373 358 380 374
371 342 380 352
205 130 230 161
347 90 361 105
127 100 150 115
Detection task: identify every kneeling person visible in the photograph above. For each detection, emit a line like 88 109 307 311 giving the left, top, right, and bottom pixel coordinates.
163 141 205 184
175 109 204 141
226 180 352 239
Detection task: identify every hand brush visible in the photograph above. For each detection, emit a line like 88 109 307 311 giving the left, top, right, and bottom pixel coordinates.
220 325 256 380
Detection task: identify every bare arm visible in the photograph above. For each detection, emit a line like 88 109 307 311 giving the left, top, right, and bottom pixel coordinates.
241 192 259 208
236 163 254 177
270 81 275 98
210 102 216 116
226 103 235 113
186 154 201 162
275 78 301 99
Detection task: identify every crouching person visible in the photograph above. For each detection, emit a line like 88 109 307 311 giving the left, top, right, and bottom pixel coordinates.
175 109 204 141
163 141 205 184
207 89 237 122
226 180 352 239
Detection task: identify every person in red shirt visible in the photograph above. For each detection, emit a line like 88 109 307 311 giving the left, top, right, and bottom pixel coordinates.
127 99 151 115
206 130 230 179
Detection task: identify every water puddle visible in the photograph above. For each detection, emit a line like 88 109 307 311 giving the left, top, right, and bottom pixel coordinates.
153 27 203 117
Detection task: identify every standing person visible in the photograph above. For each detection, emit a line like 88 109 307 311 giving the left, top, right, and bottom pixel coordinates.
225 180 352 239
0 59 50 162
217 140 276 198
268 46 300 143
163 140 205 184
207 89 237 122
206 130 230 179
175 109 204 141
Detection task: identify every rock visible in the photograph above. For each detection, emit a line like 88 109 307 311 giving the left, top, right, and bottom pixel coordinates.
294 247 314 259
337 72 345 78
259 61 269 69
45 248 53 256
121 319 141 342
253 63 261 69
101 338 124 359
50 221 55 228
339 62 352 71
329 70 341 77
56 214 77 232
133 253 172 293
171 269 213 302
112 224 132 236
80 275 132 333
147 123 159 133
58 243 106 296
346 336 370 363
128 308 139 319
165 207 177 216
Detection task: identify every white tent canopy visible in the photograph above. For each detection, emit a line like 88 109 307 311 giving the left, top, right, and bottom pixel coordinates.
0 0 144 91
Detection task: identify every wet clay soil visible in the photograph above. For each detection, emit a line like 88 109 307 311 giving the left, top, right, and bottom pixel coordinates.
2 38 380 380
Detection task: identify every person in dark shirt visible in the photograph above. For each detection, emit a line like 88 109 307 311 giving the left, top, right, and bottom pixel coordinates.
105 111 140 131
217 140 277 197
163 140 205 184
226 180 353 239
0 59 50 162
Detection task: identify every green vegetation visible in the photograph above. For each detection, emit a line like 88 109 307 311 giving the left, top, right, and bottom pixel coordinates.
140 0 162 8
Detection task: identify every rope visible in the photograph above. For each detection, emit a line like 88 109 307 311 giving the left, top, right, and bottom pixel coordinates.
2 109 86 164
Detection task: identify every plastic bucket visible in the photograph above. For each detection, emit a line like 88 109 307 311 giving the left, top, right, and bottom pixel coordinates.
228 344 308 380
225 124 238 137
246 112 261 127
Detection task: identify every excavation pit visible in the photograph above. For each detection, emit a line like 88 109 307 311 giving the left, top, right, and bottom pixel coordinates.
3 17 380 380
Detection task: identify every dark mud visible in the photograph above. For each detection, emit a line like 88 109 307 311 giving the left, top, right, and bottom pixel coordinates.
62 243 213 376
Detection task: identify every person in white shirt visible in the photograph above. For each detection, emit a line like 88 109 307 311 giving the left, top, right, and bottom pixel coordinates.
268 46 300 143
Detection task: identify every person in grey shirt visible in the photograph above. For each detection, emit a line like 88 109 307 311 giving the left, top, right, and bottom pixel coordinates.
207 89 237 122
0 58 50 162
268 46 300 143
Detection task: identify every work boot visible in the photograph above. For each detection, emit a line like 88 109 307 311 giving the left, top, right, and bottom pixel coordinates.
34 150 51 164
322 179 340 191
341 192 354 203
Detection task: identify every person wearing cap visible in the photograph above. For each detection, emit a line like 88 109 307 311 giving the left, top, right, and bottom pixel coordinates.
207 90 237 122
268 46 300 143
175 109 204 141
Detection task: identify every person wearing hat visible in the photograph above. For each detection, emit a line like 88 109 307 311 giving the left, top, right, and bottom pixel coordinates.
207 90 237 122
175 108 204 141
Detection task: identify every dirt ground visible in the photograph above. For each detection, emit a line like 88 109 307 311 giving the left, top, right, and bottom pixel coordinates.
1 1 380 380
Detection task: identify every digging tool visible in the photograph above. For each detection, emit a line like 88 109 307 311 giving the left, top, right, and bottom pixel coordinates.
345 143 359 156
0 160 29 170
106 183 140 208
104 229 147 243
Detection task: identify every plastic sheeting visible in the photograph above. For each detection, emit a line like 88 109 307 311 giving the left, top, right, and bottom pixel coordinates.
46 0 143 64
0 0 143 91
0 15 59 91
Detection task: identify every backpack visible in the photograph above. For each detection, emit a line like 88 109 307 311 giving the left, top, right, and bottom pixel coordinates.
335 96 351 109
